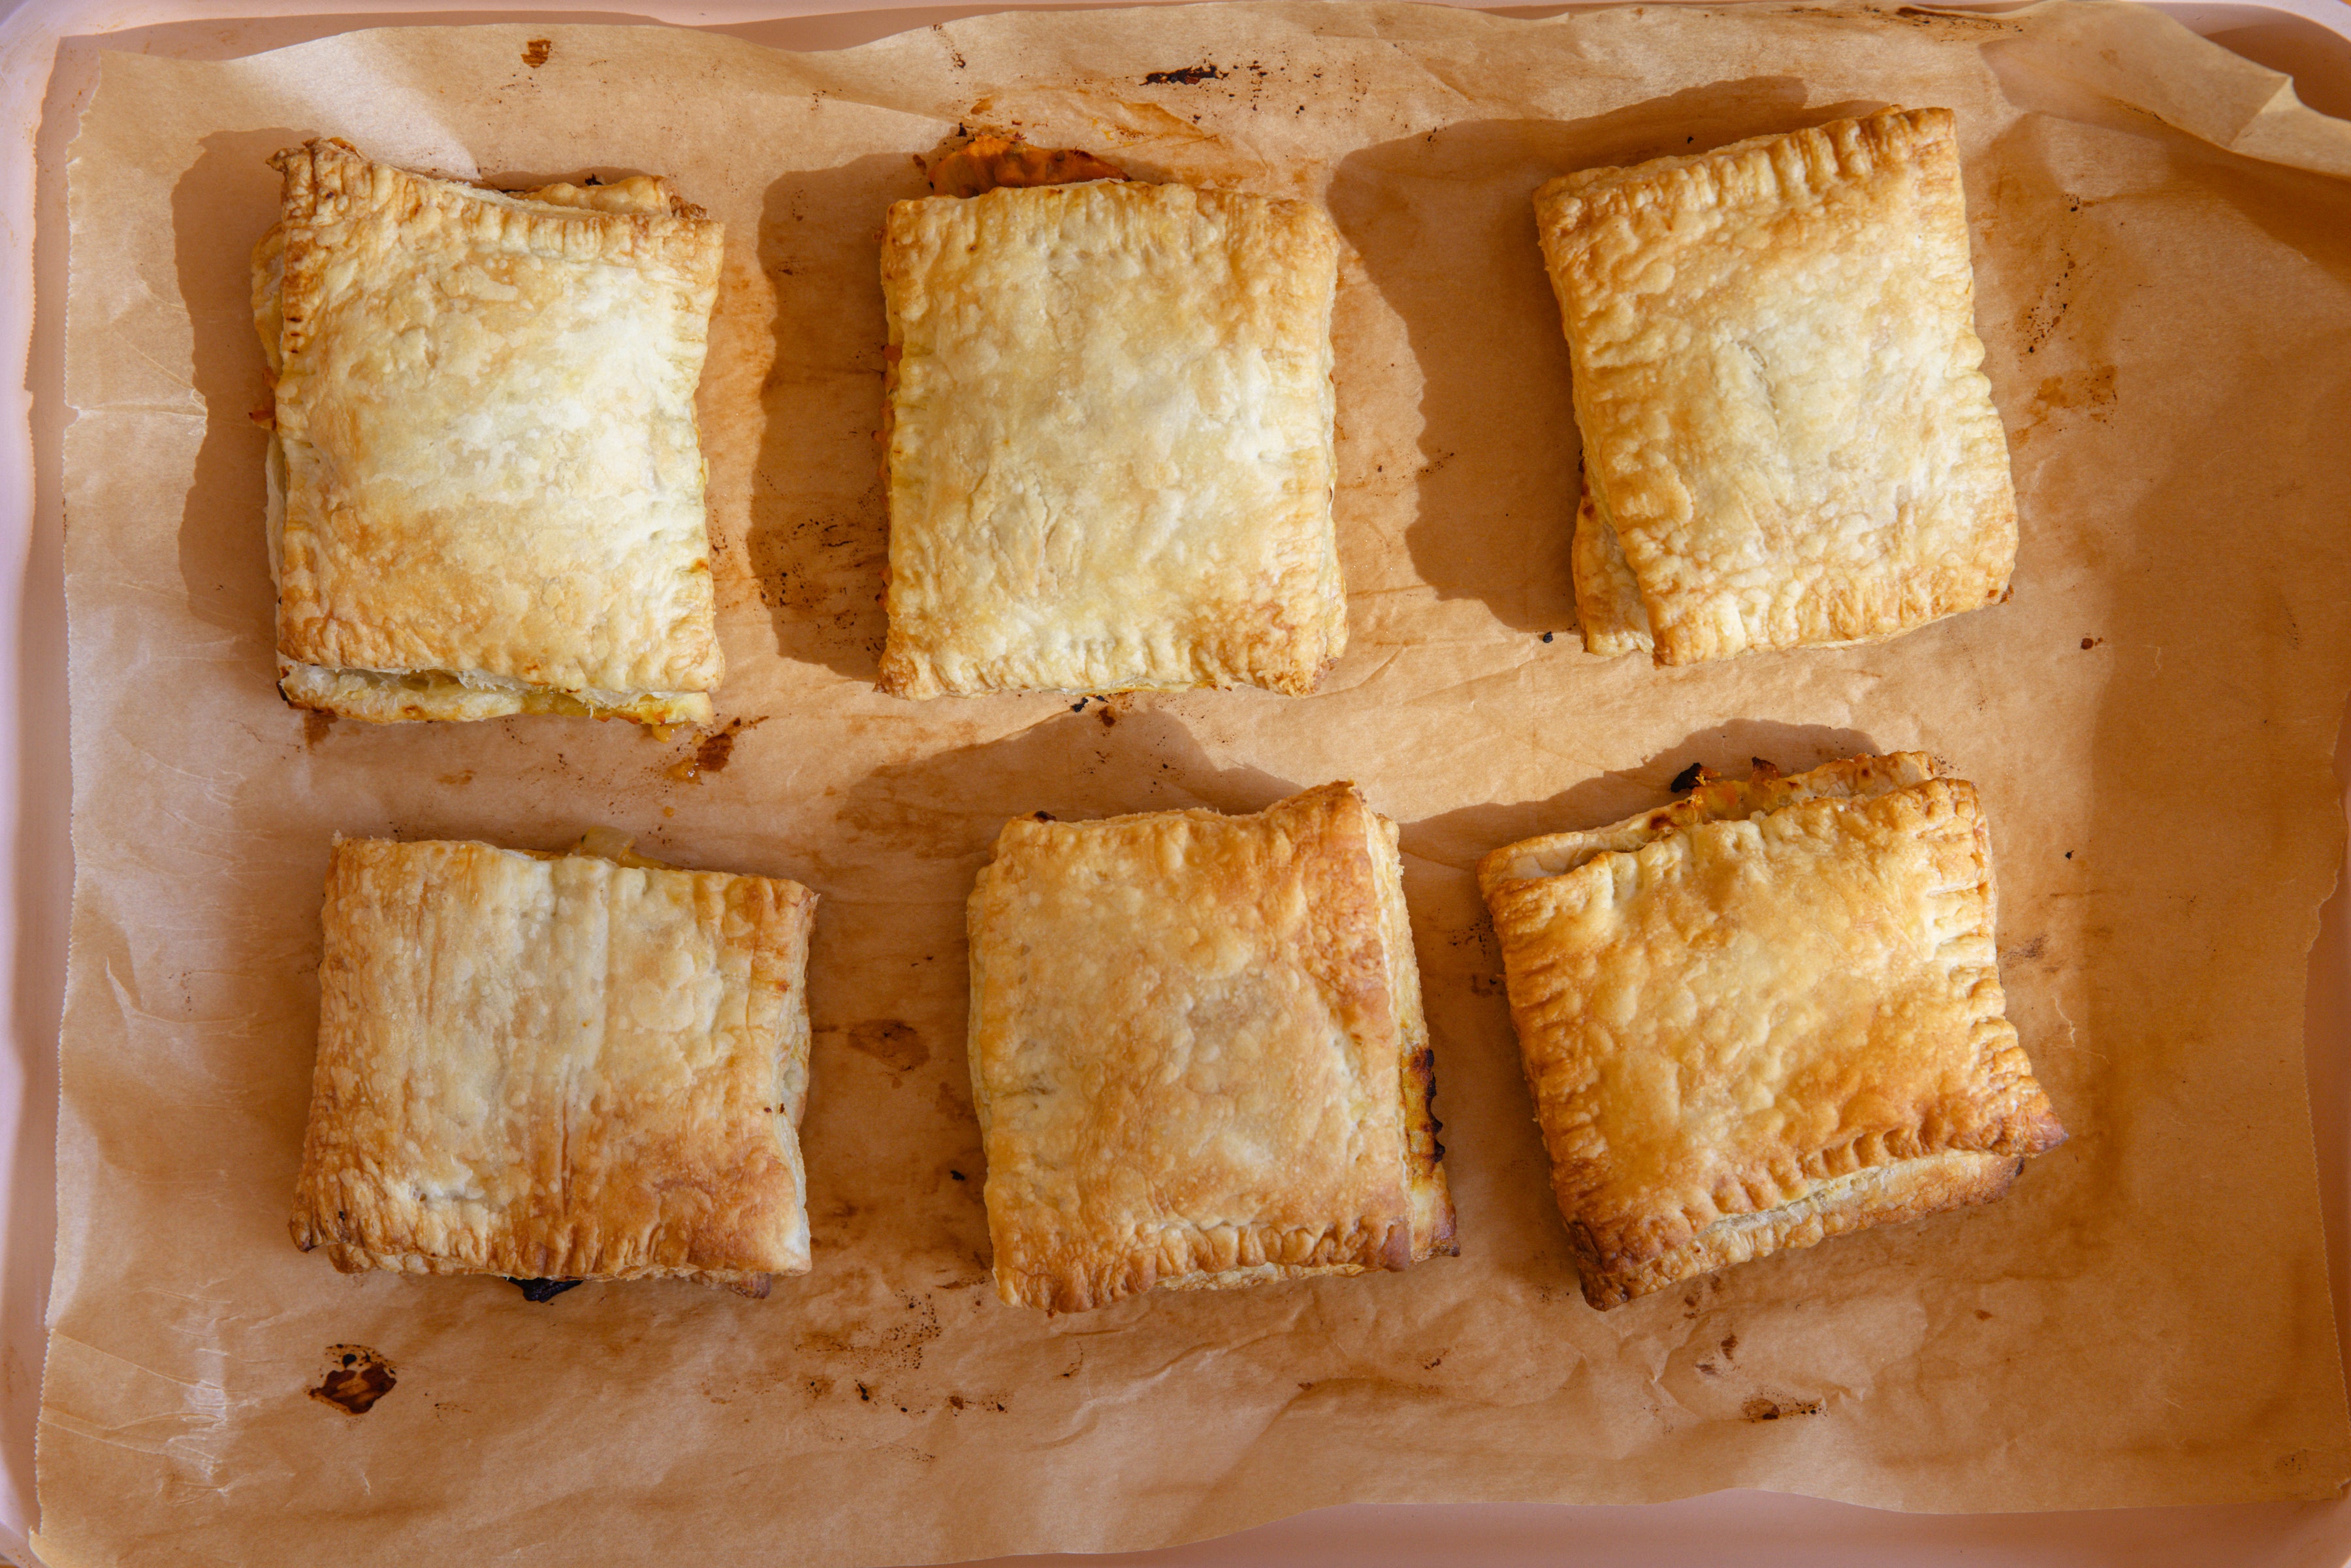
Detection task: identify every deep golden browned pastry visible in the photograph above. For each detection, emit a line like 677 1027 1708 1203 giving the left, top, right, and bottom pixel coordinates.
878 180 1345 699
1479 754 2064 1308
290 835 817 1292
967 783 1454 1311
253 139 726 724
1535 110 2017 665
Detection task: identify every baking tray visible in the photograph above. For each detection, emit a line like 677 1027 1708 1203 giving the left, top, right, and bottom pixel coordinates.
5 0 2348 1562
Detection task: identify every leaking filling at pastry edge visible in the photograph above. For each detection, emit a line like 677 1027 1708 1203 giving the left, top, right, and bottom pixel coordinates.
921 133 1128 197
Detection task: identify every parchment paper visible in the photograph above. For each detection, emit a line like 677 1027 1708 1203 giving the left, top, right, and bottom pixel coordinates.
38 4 2351 1563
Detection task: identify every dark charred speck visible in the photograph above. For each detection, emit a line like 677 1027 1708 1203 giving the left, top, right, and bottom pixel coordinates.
509 1277 584 1302
1144 64 1224 84
1671 761 1706 793
1540 632 1554 643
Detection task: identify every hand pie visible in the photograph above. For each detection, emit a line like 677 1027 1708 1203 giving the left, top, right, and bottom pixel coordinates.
878 180 1345 699
291 834 818 1293
1535 109 2017 665
966 783 1454 1311
253 140 726 724
1479 755 2064 1309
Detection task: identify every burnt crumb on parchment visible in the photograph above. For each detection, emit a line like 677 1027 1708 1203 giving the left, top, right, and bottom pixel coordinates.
522 38 552 67
310 1345 397 1415
1742 1395 1823 1422
509 1277 584 1303
1144 63 1224 84
1669 760 1708 793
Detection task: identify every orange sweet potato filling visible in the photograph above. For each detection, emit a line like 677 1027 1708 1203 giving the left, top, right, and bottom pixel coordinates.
924 135 1127 197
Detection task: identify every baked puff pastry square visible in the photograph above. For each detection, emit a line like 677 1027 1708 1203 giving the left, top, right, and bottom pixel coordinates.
1535 109 2017 665
967 783 1455 1311
253 139 726 724
1479 754 2064 1309
879 181 1345 699
291 835 818 1292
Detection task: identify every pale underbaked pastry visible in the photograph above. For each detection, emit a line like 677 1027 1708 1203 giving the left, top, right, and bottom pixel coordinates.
291 833 817 1292
253 139 726 724
1535 109 2017 665
1479 754 2064 1309
967 783 1454 1311
879 180 1345 698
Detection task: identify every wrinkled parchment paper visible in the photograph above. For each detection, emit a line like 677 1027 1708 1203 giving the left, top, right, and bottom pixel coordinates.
40 5 2351 1563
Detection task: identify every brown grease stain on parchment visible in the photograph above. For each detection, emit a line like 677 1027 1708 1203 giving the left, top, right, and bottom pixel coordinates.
840 1020 927 1073
664 715 768 783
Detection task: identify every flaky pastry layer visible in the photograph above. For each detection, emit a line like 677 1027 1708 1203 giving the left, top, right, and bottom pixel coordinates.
1569 477 1652 660
254 140 726 723
1481 754 2063 1308
967 783 1454 1311
1536 109 2017 665
290 837 818 1288
879 181 1345 699
276 660 713 726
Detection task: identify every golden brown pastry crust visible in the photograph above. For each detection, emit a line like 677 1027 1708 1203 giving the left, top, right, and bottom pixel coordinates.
1480 755 2063 1308
967 783 1454 1311
1535 110 2017 665
1569 477 1651 660
878 181 1345 699
255 140 726 724
289 837 818 1288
